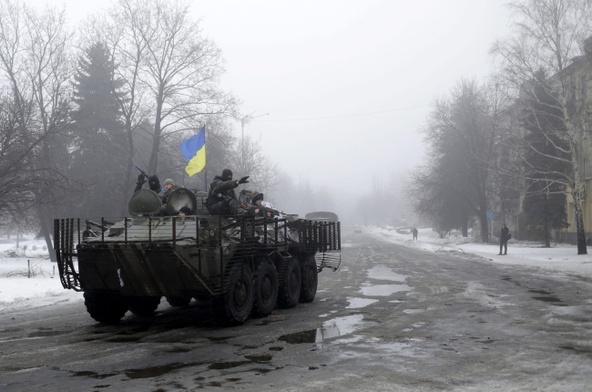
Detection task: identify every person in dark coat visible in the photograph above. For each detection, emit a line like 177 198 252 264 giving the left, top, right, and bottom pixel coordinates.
205 169 250 215
412 227 418 240
251 191 275 218
499 223 511 255
134 173 161 193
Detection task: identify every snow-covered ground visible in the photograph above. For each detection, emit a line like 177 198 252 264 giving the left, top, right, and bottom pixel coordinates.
365 226 592 276
0 236 80 312
1 228 591 313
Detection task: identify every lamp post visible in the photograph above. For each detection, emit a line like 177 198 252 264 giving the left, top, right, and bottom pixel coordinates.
238 112 269 172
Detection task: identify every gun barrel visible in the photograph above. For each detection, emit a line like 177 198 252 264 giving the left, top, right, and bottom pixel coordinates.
134 164 148 176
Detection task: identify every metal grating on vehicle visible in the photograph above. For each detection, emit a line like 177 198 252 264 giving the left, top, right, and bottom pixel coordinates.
54 218 82 291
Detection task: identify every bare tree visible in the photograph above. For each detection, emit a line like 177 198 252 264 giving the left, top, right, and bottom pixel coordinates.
226 134 279 197
82 0 236 199
491 0 592 253
0 0 72 259
0 98 38 221
408 162 466 238
410 79 503 242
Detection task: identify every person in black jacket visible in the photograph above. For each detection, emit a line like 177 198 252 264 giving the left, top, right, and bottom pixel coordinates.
205 169 250 215
499 223 511 255
134 172 161 193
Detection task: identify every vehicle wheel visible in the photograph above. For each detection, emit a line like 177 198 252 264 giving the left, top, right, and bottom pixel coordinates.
127 296 161 317
277 257 301 309
166 295 192 307
212 262 254 325
251 260 278 318
299 254 318 303
84 291 128 324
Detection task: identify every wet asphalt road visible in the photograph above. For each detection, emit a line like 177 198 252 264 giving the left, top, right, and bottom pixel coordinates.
2 231 592 391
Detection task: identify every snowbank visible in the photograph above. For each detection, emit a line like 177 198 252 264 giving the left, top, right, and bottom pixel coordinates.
365 227 592 276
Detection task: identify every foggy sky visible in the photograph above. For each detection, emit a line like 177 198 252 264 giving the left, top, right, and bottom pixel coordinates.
44 0 511 198
194 0 511 192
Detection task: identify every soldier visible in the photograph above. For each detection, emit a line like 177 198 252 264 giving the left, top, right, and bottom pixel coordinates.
159 178 177 204
134 172 161 193
206 169 250 215
251 191 275 218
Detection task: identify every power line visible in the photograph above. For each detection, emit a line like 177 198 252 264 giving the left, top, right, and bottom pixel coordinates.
264 104 430 122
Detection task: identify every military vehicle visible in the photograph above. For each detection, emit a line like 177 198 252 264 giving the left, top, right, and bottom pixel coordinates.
54 187 341 325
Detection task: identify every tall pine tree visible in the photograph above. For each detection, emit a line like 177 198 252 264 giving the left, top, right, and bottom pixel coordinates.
69 42 128 217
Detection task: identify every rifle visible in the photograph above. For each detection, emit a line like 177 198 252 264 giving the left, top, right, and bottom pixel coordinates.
134 164 160 192
134 164 148 177
246 202 286 218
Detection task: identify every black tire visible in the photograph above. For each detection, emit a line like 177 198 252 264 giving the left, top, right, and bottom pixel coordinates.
299 254 318 303
84 291 128 324
212 262 254 325
277 257 301 309
252 260 278 318
166 295 192 307
127 296 161 317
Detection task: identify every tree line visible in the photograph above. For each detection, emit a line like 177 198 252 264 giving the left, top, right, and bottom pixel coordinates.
408 0 592 254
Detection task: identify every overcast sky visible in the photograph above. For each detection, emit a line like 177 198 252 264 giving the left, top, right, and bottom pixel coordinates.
194 0 512 190
43 0 511 195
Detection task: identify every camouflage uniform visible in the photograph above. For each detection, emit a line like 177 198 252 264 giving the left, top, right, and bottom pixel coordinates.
206 169 248 215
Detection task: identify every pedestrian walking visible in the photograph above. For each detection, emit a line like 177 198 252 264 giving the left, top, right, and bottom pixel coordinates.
499 223 511 255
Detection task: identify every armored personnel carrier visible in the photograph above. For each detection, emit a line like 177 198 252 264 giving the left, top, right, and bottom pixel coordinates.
54 187 341 325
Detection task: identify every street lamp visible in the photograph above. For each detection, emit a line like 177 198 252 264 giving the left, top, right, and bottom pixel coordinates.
238 112 269 171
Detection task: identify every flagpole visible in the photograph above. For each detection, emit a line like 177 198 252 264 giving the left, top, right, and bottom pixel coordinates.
203 122 207 190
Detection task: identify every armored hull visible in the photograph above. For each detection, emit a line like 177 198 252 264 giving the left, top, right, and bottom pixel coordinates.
54 192 341 325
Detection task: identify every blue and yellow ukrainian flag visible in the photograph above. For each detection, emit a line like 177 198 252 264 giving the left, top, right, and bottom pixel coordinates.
180 126 206 176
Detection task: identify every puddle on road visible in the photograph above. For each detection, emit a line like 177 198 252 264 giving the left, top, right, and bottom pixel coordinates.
531 295 566 305
367 266 408 282
278 329 317 344
528 289 566 306
207 336 233 342
124 362 200 379
164 346 192 353
70 370 117 379
346 297 379 309
244 354 272 363
528 289 551 295
279 314 365 344
402 308 425 314
28 329 69 338
360 283 411 296
208 361 250 370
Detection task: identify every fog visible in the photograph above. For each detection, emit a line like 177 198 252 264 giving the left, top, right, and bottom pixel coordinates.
194 1 510 184
44 0 511 224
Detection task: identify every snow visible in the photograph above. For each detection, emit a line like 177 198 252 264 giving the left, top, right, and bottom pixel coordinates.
0 236 80 312
364 226 592 277
1 228 591 313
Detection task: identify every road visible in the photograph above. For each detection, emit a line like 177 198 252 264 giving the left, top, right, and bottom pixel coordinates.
1 231 592 391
